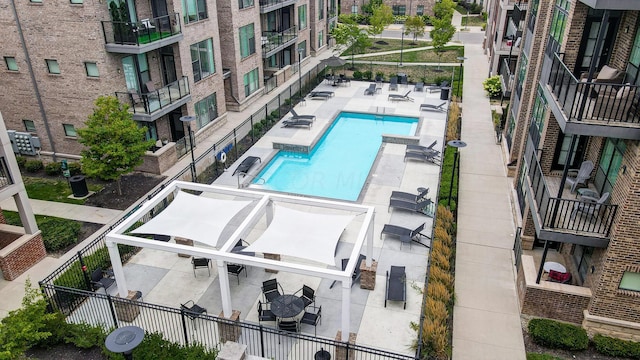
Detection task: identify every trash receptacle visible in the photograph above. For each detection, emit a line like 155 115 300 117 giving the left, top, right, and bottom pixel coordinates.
69 175 89 197
440 87 450 100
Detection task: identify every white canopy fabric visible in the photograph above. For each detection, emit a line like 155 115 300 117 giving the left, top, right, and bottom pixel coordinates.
130 191 252 248
243 203 354 265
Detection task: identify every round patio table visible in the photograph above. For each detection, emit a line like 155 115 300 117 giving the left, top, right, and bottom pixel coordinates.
271 295 305 318
315 348 331 360
105 326 144 360
544 262 567 273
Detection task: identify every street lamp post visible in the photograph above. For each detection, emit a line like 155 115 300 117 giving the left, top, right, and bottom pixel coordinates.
180 115 197 182
456 56 467 99
399 27 405 67
447 140 467 207
298 48 304 99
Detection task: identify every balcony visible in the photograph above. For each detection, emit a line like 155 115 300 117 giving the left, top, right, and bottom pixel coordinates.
102 13 183 54
522 137 615 248
262 27 298 58
543 53 640 140
115 76 191 122
0 157 14 192
500 57 517 97
259 0 297 13
579 0 640 10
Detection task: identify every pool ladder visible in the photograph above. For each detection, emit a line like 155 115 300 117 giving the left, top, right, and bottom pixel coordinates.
237 172 265 189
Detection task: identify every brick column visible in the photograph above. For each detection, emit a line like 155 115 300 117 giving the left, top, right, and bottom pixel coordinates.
263 253 280 273
334 331 357 360
360 260 377 290
114 290 142 322
175 237 193 258
218 310 242 343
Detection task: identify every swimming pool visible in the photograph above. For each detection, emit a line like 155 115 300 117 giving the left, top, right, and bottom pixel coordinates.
252 112 418 201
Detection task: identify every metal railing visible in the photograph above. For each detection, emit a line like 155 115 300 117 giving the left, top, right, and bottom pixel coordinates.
115 76 190 116
500 57 516 95
0 157 14 189
547 53 640 125
259 0 296 12
101 13 182 46
264 75 278 93
262 27 298 54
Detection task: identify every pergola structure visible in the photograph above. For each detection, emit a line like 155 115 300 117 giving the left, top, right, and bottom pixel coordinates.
105 180 376 337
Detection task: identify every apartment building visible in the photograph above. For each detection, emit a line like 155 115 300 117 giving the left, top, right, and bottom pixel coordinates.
503 0 640 340
0 0 333 173
341 0 434 18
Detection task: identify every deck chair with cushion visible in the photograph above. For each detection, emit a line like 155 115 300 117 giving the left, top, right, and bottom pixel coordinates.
364 83 377 95
262 279 284 303
282 118 313 129
565 160 594 193
388 198 435 217
420 102 446 112
329 254 367 289
390 187 429 203
191 257 211 277
406 140 438 155
308 92 332 100
380 223 430 250
180 300 207 329
388 91 414 102
414 82 425 92
232 156 261 176
385 266 406 309
389 76 398 91
290 109 316 121
570 192 610 221
404 151 441 165
90 267 115 291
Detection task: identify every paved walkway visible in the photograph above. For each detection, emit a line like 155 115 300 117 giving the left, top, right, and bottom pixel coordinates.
0 198 122 225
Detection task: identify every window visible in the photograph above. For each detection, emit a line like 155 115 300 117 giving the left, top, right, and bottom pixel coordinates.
298 41 306 59
416 5 424 15
547 0 570 55
85 62 99 77
515 52 528 96
191 38 215 82
4 57 18 71
30 0 42 3
238 0 253 8
70 0 83 4
63 124 77 137
318 30 324 49
23 120 36 132
351 4 357 14
46 59 60 74
243 68 259 97
318 0 324 19
594 138 625 195
182 0 208 24
626 25 640 85
620 272 640 292
298 5 307 30
392 5 406 16
239 24 256 58
530 86 547 148
194 93 218 129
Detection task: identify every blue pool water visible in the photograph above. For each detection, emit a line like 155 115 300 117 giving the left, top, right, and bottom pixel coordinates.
253 112 418 201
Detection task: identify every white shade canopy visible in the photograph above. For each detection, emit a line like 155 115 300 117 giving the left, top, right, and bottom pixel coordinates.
130 191 252 248
243 203 354 265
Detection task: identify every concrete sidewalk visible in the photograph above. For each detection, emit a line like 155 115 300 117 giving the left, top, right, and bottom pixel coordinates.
451 38 526 358
0 198 122 224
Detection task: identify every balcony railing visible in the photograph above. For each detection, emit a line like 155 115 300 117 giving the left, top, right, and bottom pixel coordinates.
547 53 640 126
0 157 14 190
500 57 517 96
262 26 297 55
259 0 296 12
115 76 190 117
524 140 617 238
102 13 181 47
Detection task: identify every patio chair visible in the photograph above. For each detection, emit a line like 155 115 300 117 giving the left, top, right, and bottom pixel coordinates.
180 300 207 329
232 156 261 176
290 108 316 121
262 279 284 303
570 192 610 221
191 257 211 277
389 76 398 91
257 300 276 324
420 102 447 112
414 82 425 92
300 305 322 335
140 18 156 30
227 263 247 285
390 187 429 203
90 267 115 292
406 140 438 154
388 91 414 102
278 319 300 333
282 118 313 129
565 160 594 193
385 266 406 309
404 151 441 165
294 285 315 308
364 83 377 95
380 223 430 250
308 92 332 100
329 254 367 289
388 198 435 217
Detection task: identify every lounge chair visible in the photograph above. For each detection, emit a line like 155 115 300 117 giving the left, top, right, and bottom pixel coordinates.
329 254 366 289
420 102 447 112
385 266 406 309
406 140 437 154
390 187 429 202
308 92 332 100
426 84 441 93
309 91 334 98
414 82 424 92
389 76 398 91
570 192 610 221
232 156 261 176
404 151 441 165
388 198 435 217
364 83 376 95
381 223 430 250
290 108 316 121
388 91 414 102
282 118 313 128
565 160 594 193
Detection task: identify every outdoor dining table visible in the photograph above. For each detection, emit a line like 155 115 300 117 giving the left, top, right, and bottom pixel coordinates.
543 261 567 273
270 294 305 319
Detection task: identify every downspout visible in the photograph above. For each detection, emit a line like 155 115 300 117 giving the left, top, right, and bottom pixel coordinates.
10 0 57 161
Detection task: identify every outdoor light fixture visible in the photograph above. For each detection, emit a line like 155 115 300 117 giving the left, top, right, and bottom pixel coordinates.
447 140 467 207
180 115 197 182
298 48 304 98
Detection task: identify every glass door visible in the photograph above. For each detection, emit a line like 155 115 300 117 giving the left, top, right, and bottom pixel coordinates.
122 56 140 92
551 134 587 170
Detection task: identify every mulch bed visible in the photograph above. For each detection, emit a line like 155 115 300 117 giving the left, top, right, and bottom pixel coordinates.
25 344 106 360
83 172 166 211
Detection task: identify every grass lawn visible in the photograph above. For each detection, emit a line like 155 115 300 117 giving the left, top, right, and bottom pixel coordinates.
462 15 486 27
23 177 103 205
356 46 464 64
138 31 173 44
342 64 461 88
438 147 459 213
342 38 432 56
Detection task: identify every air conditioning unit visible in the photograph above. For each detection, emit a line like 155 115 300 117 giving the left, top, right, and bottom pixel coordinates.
7 130 40 156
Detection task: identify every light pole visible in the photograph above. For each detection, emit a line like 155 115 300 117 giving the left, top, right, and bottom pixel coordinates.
447 140 467 207
180 115 197 182
298 48 304 99
456 56 467 99
399 27 405 67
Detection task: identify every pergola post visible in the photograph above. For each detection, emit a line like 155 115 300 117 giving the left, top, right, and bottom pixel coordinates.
341 282 351 337
106 241 128 298
217 259 233 317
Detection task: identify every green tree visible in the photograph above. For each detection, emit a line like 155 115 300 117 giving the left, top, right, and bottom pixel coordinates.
361 0 382 15
368 4 393 43
78 96 154 195
404 15 425 43
430 0 456 69
332 18 371 68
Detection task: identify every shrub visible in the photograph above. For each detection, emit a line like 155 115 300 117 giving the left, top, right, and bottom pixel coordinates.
526 354 564 360
68 162 82 176
128 332 217 359
353 70 363 80
39 215 82 252
427 281 451 303
433 227 452 247
431 251 451 271
25 159 44 173
593 333 640 358
375 72 385 81
15 155 26 168
528 318 589 351
429 266 453 291
363 70 372 80
432 240 452 260
64 323 106 349
44 162 62 176
482 75 502 97
421 317 448 359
